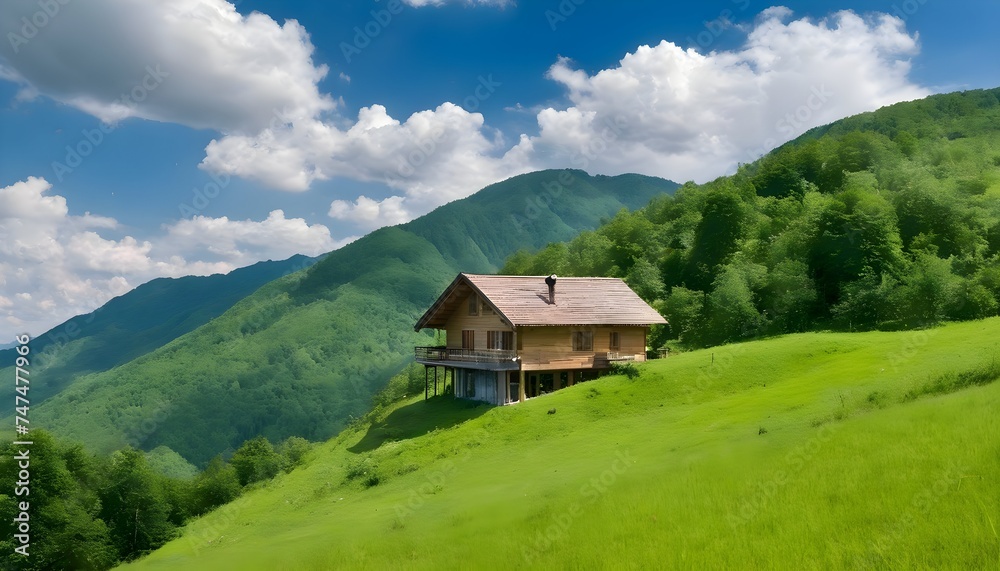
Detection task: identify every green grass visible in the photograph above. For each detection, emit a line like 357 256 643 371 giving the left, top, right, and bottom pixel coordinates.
122 318 1000 570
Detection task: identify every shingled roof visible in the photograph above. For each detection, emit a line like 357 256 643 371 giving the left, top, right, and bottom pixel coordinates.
414 273 667 330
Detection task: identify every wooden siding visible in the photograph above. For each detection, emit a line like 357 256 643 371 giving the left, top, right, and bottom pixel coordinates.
518 325 647 371
444 293 514 350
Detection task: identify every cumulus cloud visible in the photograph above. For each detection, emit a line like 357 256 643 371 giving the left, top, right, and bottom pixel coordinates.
0 177 342 339
203 102 534 225
514 8 928 182
0 0 334 131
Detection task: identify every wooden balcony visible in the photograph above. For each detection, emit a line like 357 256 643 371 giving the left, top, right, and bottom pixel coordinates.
415 346 520 370
415 346 645 372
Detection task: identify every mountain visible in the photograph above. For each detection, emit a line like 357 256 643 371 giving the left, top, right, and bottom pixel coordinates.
0 254 319 404
22 170 679 466
121 317 1000 570
503 88 1000 346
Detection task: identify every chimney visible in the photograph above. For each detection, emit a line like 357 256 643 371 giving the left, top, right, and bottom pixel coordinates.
545 274 557 305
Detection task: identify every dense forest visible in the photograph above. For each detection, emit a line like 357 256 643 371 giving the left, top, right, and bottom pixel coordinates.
0 430 312 570
503 88 1000 348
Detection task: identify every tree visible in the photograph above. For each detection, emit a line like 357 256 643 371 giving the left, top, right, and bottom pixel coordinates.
836 131 884 172
0 431 116 570
625 258 665 302
566 231 615 276
946 281 999 321
703 263 765 345
753 154 805 200
684 185 750 291
229 436 282 486
662 287 704 343
191 457 241 514
279 436 312 472
831 272 900 330
763 260 818 332
808 180 907 306
598 209 658 273
99 447 176 561
526 243 570 276
893 252 962 327
499 249 533 275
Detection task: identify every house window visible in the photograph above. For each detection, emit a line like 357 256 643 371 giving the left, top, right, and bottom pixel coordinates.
609 331 621 351
462 330 475 349
486 331 513 350
572 331 593 351
468 294 479 316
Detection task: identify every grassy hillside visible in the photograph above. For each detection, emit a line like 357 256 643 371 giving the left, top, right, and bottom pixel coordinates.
0 255 318 405
23 170 677 466
503 88 1000 347
122 318 1000 570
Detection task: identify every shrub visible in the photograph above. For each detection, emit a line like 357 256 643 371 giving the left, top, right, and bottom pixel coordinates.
345 455 382 488
230 436 282 486
279 436 312 472
192 456 241 514
609 362 641 380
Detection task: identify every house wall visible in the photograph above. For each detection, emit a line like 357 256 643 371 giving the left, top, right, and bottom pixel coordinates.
444 293 514 349
518 325 647 371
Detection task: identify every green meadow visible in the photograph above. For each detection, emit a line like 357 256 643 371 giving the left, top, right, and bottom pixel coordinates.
123 318 1000 570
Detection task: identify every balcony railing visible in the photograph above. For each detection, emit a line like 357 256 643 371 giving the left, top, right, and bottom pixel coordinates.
415 346 518 364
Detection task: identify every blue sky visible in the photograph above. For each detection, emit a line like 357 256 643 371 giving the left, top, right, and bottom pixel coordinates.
0 0 998 338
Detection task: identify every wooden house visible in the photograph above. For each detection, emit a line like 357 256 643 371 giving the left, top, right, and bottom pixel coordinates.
414 273 668 405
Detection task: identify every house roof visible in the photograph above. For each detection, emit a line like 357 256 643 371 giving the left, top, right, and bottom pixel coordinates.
414 273 668 331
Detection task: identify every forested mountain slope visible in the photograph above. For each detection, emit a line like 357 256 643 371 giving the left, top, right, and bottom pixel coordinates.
23 170 677 466
504 88 1000 347
0 255 319 404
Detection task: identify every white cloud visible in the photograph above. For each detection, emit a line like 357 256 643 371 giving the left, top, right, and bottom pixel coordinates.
0 0 334 131
163 209 339 263
513 8 928 182
203 102 534 226
329 195 410 227
0 178 341 339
